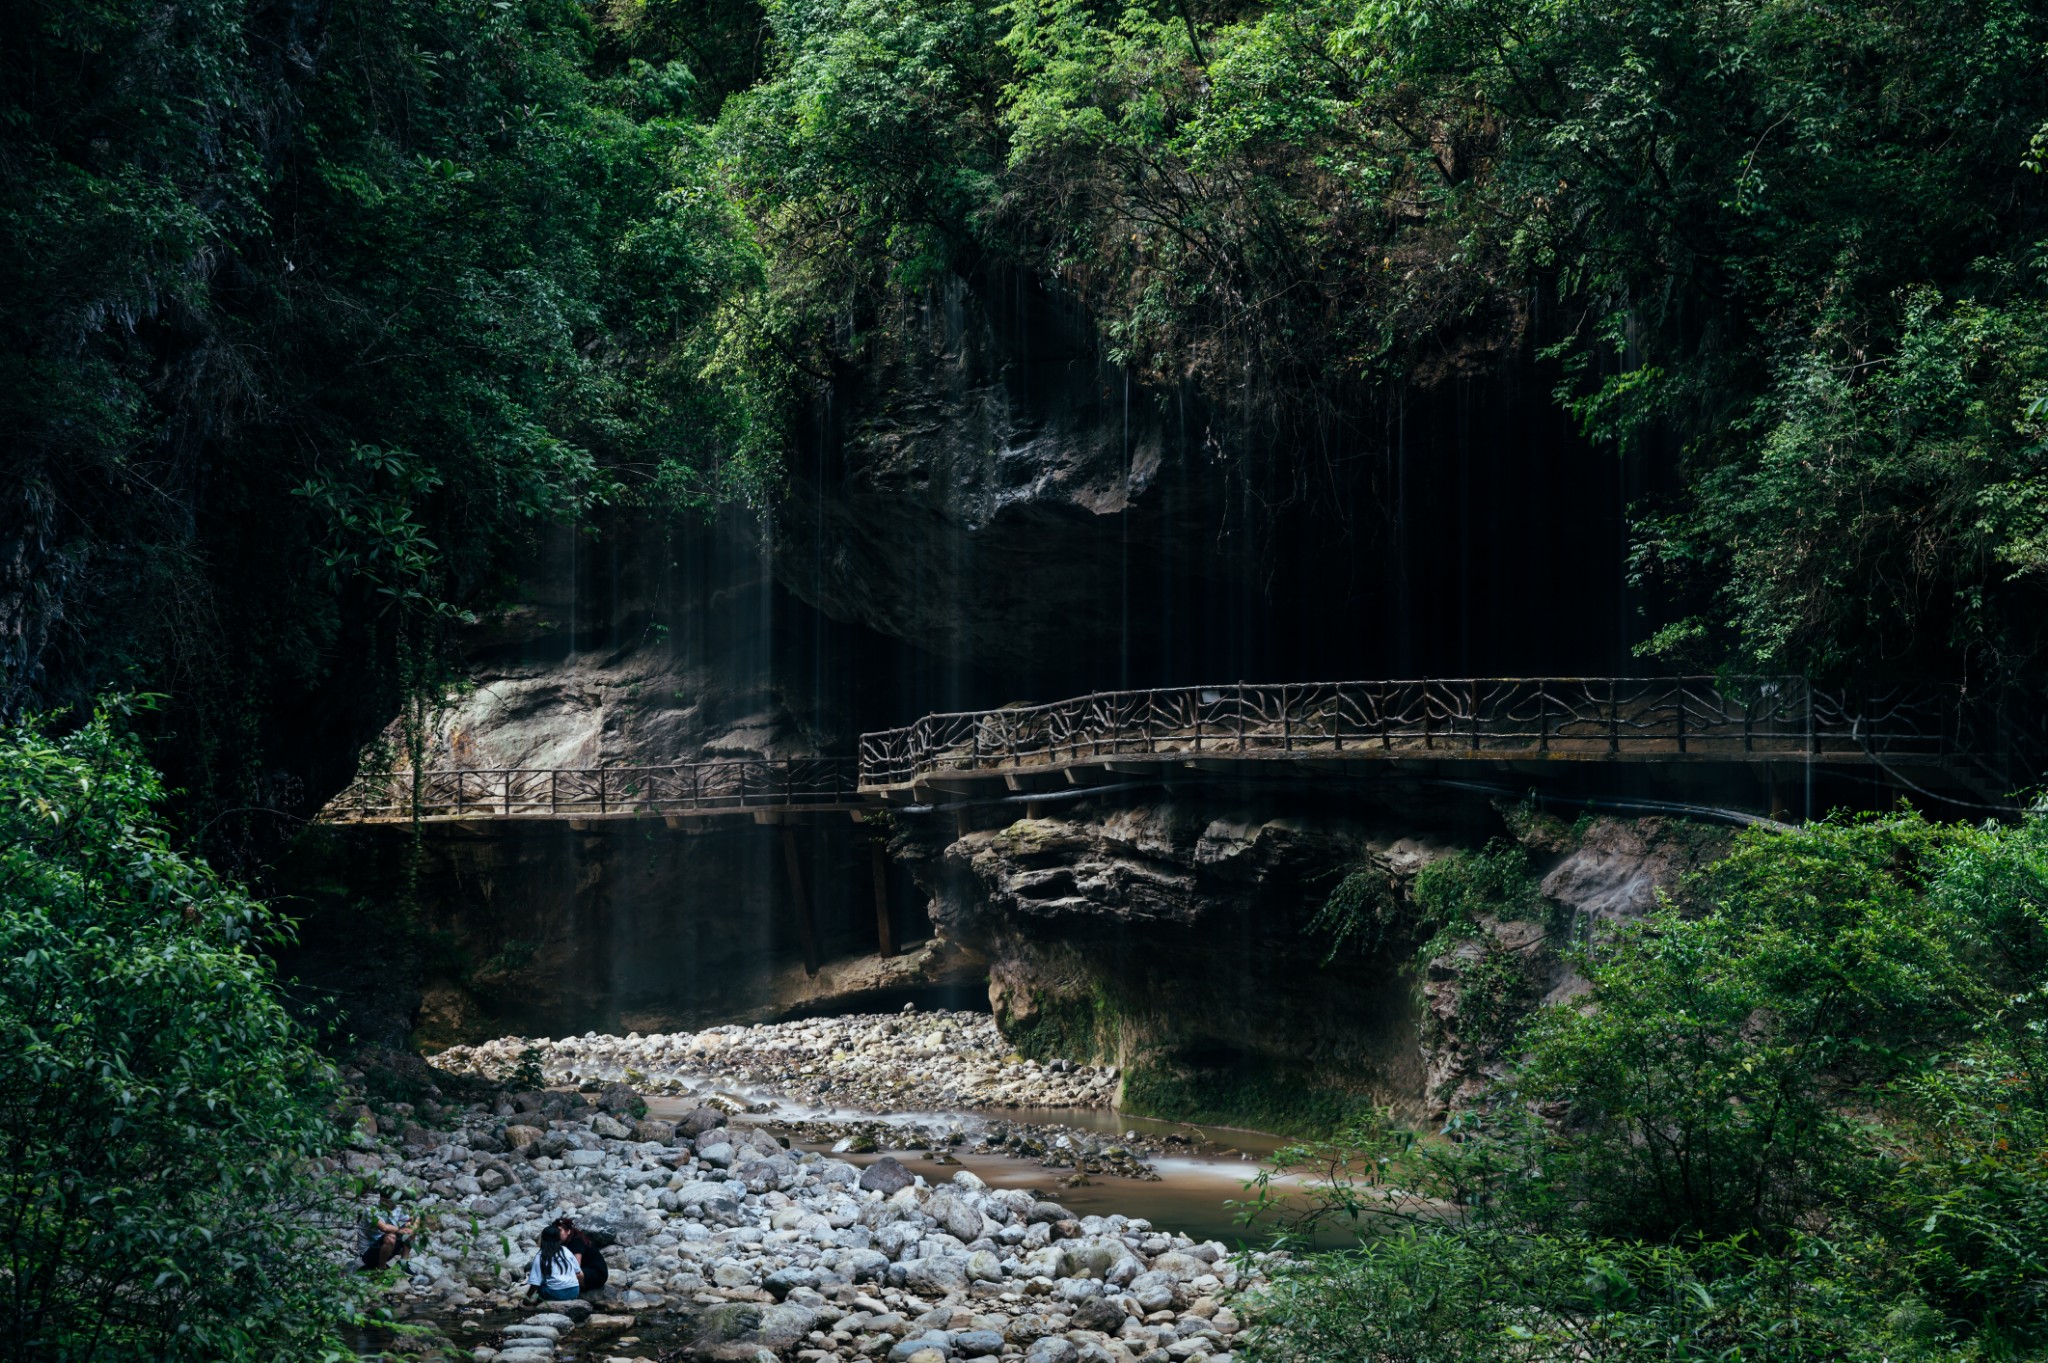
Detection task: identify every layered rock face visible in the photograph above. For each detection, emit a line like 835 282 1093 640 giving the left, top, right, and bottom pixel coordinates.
901 791 1724 1130
293 508 976 1043
285 819 984 1050
771 270 1631 693
901 796 1450 1131
305 266 1651 1056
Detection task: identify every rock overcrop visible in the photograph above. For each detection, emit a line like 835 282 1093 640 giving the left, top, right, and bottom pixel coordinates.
349 1080 1265 1363
432 1010 1120 1113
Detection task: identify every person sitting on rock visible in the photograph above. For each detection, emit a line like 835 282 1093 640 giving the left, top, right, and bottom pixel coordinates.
555 1216 608 1296
356 1202 412 1272
526 1225 583 1302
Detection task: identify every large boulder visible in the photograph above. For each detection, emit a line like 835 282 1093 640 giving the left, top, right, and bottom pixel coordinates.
859 1156 915 1196
678 1107 727 1138
690 1301 819 1360
676 1180 742 1214
892 1254 970 1296
925 1190 984 1245
597 1081 646 1117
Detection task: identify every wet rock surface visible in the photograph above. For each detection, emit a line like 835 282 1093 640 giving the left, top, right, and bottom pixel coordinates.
340 1070 1267 1363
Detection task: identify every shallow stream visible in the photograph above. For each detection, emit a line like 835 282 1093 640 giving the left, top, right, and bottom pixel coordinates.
647 1094 1341 1248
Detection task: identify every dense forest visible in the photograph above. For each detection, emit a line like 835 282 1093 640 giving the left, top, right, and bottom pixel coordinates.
8 0 2048 848
6 1 2048 1359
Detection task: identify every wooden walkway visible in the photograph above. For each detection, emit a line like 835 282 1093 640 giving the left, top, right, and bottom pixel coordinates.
323 676 1991 824
323 757 866 824
858 676 1963 795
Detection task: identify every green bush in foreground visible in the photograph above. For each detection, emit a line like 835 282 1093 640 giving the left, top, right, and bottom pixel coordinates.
0 703 359 1361
1244 811 2048 1361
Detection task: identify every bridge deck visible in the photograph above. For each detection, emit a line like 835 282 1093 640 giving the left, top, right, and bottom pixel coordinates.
857 676 1963 795
322 677 1988 824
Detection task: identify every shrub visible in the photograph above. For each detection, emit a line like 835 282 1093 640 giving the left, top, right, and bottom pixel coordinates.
1246 811 2048 1359
0 703 359 1361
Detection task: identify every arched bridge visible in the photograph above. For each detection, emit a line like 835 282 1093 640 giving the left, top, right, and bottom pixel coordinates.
323 676 2008 825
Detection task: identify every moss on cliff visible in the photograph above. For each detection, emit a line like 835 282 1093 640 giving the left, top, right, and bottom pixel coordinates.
1120 1060 1378 1138
1001 983 1124 1065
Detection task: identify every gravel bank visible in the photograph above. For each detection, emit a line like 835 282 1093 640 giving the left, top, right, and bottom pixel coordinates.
431 1010 1121 1113
346 1078 1273 1363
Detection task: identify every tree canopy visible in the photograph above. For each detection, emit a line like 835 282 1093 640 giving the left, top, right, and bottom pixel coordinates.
7 0 2048 837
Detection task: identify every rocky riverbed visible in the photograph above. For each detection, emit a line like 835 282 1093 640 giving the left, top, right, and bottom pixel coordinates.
431 1010 1121 1114
344 1073 1271 1363
429 1012 1167 1181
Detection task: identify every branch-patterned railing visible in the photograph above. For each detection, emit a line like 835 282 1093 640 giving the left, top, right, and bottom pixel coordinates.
857 677 1965 788
323 678 2001 821
326 757 864 822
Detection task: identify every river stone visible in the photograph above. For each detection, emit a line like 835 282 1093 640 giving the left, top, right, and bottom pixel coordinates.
894 1253 970 1296
712 1261 755 1288
1128 1270 1179 1312
954 1329 1005 1355
965 1250 1004 1282
564 1148 607 1167
860 1156 915 1195
692 1301 819 1355
1058 1240 1129 1280
505 1124 543 1149
1017 1246 1064 1279
1003 1315 1056 1345
1150 1251 1207 1280
1025 1339 1079 1363
678 1107 726 1138
522 1313 576 1330
697 1141 735 1169
888 1339 949 1363
927 1191 983 1244
677 1179 741 1212
597 1081 643 1115
764 1266 820 1300
825 1248 890 1281
591 1112 633 1139
1073 1295 1129 1333
1026 1201 1075 1224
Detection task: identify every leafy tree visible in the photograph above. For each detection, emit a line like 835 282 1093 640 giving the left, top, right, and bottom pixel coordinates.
1245 811 2048 1359
0 700 358 1361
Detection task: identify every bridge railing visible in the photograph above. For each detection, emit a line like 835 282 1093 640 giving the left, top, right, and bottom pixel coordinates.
327 756 864 821
857 677 1961 787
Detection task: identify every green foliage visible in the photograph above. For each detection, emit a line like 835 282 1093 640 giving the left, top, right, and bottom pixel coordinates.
701 0 2048 684
0 0 786 845
505 1045 550 1092
1120 1059 1375 1138
1003 983 1122 1064
1305 859 1401 961
0 701 359 1360
1413 840 1546 947
1243 811 2048 1359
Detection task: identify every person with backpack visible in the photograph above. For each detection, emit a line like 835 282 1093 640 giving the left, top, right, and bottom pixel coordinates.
355 1201 412 1272
525 1224 582 1302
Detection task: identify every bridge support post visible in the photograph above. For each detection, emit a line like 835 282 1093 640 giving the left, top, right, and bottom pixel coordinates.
871 844 896 958
782 828 819 978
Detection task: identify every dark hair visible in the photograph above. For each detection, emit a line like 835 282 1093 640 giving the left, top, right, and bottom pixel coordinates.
538 1224 574 1280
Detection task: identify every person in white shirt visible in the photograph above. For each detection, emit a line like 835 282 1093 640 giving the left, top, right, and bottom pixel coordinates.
526 1224 583 1301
